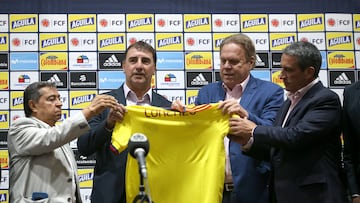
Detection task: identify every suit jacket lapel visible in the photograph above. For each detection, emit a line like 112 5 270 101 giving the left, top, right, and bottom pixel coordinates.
240 76 256 109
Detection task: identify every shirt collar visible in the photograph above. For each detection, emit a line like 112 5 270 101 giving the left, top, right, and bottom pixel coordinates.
123 83 153 105
286 77 319 101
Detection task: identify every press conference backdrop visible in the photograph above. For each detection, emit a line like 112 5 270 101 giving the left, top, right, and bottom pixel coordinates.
0 0 359 202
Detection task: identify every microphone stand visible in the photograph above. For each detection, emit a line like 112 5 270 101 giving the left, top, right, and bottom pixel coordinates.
132 172 153 203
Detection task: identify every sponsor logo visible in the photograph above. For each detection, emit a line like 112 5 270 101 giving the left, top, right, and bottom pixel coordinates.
70 72 96 88
157 36 181 48
70 17 95 29
71 94 96 106
272 36 295 47
11 17 36 29
187 72 212 87
100 36 124 48
128 17 152 29
328 35 351 47
41 36 66 48
334 72 351 85
299 17 322 29
186 17 209 29
243 17 266 29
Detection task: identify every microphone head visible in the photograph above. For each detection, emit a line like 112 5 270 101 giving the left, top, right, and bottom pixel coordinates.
128 133 149 158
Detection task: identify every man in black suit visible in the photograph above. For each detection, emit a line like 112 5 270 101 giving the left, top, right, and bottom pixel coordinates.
343 80 360 203
221 41 347 203
77 41 172 203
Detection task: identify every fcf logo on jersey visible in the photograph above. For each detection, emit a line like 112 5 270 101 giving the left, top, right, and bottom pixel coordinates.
211 14 240 32
68 14 96 32
98 33 126 51
39 14 67 32
155 14 183 32
39 33 67 51
10 33 38 51
184 14 211 32
325 13 352 31
269 33 297 51
10 14 38 32
97 14 125 32
155 33 183 51
297 14 324 32
240 14 268 32
326 32 353 50
126 14 154 32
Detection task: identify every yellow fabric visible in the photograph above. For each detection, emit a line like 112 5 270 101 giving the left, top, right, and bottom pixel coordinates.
112 103 230 203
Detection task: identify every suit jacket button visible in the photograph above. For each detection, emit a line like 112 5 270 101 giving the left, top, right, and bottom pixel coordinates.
67 178 72 182
67 197 71 202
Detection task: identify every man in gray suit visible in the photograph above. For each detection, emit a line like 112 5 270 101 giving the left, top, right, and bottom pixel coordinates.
8 81 120 203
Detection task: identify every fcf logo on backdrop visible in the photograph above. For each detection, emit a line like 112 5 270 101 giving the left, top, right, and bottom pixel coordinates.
268 14 296 32
9 33 38 51
39 14 67 32
155 14 183 32
211 14 240 32
325 13 352 31
97 14 125 32
184 33 212 51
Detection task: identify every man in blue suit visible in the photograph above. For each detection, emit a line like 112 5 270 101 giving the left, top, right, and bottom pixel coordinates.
195 33 284 203
227 41 347 203
77 41 172 203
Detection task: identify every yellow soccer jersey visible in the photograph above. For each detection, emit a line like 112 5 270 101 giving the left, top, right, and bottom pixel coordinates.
112 103 230 203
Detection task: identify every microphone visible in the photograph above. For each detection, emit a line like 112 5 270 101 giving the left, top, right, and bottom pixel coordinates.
128 133 150 178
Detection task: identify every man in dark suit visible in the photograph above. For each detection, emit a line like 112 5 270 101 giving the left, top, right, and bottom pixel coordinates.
343 80 360 203
77 41 172 203
224 41 347 203
195 33 284 203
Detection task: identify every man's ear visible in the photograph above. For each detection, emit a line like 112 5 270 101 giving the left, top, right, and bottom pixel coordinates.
306 66 315 79
28 100 37 113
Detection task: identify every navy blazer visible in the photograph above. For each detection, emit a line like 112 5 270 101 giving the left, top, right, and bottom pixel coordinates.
251 82 347 203
77 85 172 203
196 75 284 203
343 81 360 197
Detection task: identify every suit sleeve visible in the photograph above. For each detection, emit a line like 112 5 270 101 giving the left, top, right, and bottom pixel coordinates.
342 86 360 196
77 108 113 156
8 113 89 156
247 85 284 126
253 91 342 150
